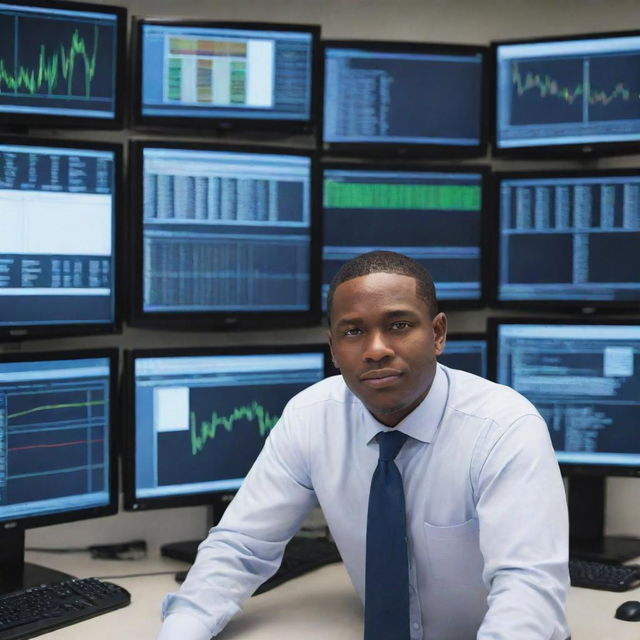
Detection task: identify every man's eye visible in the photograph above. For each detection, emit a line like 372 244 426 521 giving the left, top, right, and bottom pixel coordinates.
390 321 411 330
344 328 363 336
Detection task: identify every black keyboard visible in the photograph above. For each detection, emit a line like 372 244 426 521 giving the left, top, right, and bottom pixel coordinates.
569 557 640 591
0 577 131 640
174 536 342 595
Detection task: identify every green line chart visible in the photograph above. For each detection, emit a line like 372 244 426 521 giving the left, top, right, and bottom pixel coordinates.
0 10 117 115
190 401 279 455
0 26 99 98
512 62 640 107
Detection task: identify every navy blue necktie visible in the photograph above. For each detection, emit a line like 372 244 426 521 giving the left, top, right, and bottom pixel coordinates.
364 430 410 640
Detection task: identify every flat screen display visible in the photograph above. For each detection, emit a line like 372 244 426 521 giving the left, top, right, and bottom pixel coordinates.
493 321 640 469
494 32 640 154
0 351 117 527
0 0 125 128
322 164 485 310
0 138 120 338
124 346 325 509
135 20 319 132
439 336 487 378
323 40 486 155
130 141 319 329
495 170 640 308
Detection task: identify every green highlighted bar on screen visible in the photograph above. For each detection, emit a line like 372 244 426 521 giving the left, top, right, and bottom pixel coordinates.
324 181 481 210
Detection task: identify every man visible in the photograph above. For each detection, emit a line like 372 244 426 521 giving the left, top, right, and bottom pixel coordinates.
158 250 570 640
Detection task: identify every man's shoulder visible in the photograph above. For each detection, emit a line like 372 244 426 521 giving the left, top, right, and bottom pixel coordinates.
286 374 351 411
443 365 542 426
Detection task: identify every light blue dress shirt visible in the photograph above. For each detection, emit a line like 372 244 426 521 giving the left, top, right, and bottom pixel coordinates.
159 365 570 640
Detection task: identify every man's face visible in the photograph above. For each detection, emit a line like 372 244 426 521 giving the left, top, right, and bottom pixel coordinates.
328 272 447 427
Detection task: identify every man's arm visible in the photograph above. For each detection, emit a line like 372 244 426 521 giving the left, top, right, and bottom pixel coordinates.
475 414 570 640
158 406 318 639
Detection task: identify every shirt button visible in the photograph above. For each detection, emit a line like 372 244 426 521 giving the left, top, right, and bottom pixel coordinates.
412 622 420 630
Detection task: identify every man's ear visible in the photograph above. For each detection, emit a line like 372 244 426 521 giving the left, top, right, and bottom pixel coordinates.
327 330 339 369
432 312 447 356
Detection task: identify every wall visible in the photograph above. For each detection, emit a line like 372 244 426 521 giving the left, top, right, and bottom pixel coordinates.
5 0 638 549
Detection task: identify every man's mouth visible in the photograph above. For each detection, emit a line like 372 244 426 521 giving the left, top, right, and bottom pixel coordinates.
359 369 403 387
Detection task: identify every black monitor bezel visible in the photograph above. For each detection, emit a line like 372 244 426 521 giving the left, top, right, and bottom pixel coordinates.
128 138 322 331
320 39 489 158
487 316 640 478
490 29 640 159
122 343 328 512
320 159 490 312
489 167 640 313
0 0 127 131
0 347 120 531
0 134 123 341
130 17 322 136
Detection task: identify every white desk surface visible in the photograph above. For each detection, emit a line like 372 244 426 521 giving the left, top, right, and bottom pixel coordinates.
24 548 640 640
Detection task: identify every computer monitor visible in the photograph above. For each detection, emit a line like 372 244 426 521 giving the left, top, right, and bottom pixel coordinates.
439 334 487 378
321 163 487 311
122 345 326 559
322 40 487 156
493 31 640 157
0 0 126 130
0 349 118 594
0 137 122 340
129 140 320 330
493 169 640 311
132 18 320 134
490 319 640 562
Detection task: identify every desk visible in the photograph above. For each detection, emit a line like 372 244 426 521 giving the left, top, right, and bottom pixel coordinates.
25 549 640 639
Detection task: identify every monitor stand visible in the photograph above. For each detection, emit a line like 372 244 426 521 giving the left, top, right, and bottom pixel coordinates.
568 474 640 563
0 527 74 595
161 539 200 564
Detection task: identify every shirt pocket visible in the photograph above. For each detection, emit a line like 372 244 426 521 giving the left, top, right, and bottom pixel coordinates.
422 518 485 590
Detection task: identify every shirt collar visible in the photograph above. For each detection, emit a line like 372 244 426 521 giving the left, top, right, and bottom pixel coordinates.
361 363 449 445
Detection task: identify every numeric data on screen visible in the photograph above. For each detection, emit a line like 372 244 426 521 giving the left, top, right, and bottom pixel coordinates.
0 358 111 520
496 36 640 148
497 324 640 467
498 174 640 301
141 148 312 313
0 144 116 328
140 24 314 121
322 168 483 308
133 352 324 498
0 3 119 119
323 46 483 145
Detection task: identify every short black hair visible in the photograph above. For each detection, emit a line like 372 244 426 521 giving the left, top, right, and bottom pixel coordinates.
326 250 438 323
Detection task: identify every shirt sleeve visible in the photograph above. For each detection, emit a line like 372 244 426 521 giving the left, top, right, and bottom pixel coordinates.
475 413 570 640
157 404 319 639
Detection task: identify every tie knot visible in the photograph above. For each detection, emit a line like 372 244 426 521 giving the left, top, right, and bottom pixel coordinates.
376 430 408 461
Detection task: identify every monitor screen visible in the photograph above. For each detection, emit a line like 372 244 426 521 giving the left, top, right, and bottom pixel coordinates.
322 40 487 156
438 335 487 378
0 138 121 339
494 169 640 309
129 141 319 330
491 319 640 561
0 349 118 591
492 320 640 471
0 0 126 129
123 346 326 510
0 350 117 525
322 164 486 310
493 32 640 156
133 19 320 133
